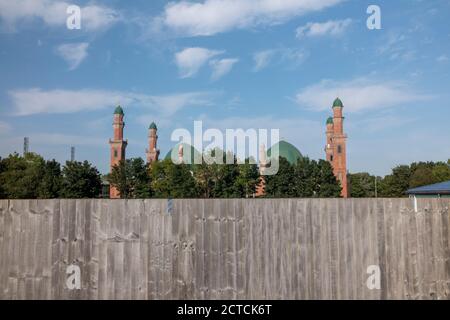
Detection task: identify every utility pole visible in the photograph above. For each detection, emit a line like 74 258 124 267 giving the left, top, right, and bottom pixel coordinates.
375 176 378 198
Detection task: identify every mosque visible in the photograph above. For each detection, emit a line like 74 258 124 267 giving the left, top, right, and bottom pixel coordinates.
108 98 348 198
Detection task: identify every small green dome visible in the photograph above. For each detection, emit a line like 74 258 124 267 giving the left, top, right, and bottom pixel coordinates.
267 140 303 165
149 122 157 130
326 117 334 125
332 98 343 108
114 105 124 115
164 143 202 165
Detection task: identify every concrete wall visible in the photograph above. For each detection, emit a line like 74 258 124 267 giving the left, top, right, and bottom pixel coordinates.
0 198 449 300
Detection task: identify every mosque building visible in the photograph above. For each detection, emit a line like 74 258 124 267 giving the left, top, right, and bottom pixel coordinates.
108 98 348 198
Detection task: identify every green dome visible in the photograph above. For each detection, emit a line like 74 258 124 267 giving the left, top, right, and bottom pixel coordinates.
114 105 124 115
267 140 303 165
326 117 334 125
149 122 157 130
164 143 202 165
332 98 343 108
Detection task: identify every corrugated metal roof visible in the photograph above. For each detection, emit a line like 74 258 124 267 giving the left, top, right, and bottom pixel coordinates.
406 180 450 195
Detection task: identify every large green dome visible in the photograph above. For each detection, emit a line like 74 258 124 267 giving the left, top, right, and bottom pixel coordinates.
267 140 303 165
149 122 157 130
332 98 343 108
164 143 202 165
114 105 124 115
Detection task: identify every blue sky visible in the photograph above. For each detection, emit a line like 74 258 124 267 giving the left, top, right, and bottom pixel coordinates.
0 0 449 176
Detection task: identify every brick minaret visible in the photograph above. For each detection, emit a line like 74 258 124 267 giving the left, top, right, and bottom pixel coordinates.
146 122 160 164
109 105 127 199
325 98 348 198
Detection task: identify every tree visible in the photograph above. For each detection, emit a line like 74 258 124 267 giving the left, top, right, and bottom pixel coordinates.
313 159 342 197
292 157 315 197
37 159 62 198
107 158 151 199
409 165 434 189
234 158 260 198
431 162 450 183
348 172 377 198
60 161 102 198
150 159 198 198
264 157 296 198
0 153 45 199
379 165 411 197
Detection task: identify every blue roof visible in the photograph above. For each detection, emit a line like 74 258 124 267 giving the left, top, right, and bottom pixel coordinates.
407 180 450 195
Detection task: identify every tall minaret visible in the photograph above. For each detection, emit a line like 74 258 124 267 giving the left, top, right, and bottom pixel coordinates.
146 122 160 164
325 98 348 198
109 105 127 199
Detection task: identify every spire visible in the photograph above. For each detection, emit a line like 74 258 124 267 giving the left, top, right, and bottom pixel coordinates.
114 105 124 115
332 97 343 108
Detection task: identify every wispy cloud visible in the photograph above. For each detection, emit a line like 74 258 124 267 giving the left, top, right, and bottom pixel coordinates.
56 42 89 70
0 0 120 32
210 58 239 80
159 0 345 36
296 19 352 38
437 55 448 63
295 78 432 113
252 48 308 72
175 47 223 78
0 121 11 134
8 88 216 116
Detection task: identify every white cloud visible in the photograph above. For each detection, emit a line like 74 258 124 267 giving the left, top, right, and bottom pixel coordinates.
295 78 432 113
0 0 119 32
437 55 449 63
253 50 276 71
8 88 215 116
252 48 308 71
56 42 89 70
210 58 239 80
296 19 351 38
161 0 345 36
175 47 223 78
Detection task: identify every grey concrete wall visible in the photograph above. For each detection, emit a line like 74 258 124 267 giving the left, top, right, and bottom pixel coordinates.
0 198 449 300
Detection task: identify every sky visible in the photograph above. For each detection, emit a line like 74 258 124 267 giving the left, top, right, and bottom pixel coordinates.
0 0 449 176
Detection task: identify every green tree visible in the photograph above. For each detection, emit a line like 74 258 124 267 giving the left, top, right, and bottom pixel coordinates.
38 159 62 198
150 159 198 198
379 165 411 197
313 159 342 197
292 157 315 197
234 158 260 198
431 162 450 183
264 157 296 197
409 165 434 189
60 160 102 198
108 158 151 198
0 153 45 199
348 172 377 198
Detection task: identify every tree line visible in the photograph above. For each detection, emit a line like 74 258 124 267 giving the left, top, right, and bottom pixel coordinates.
349 160 450 198
0 153 102 199
1 151 448 199
107 153 342 199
